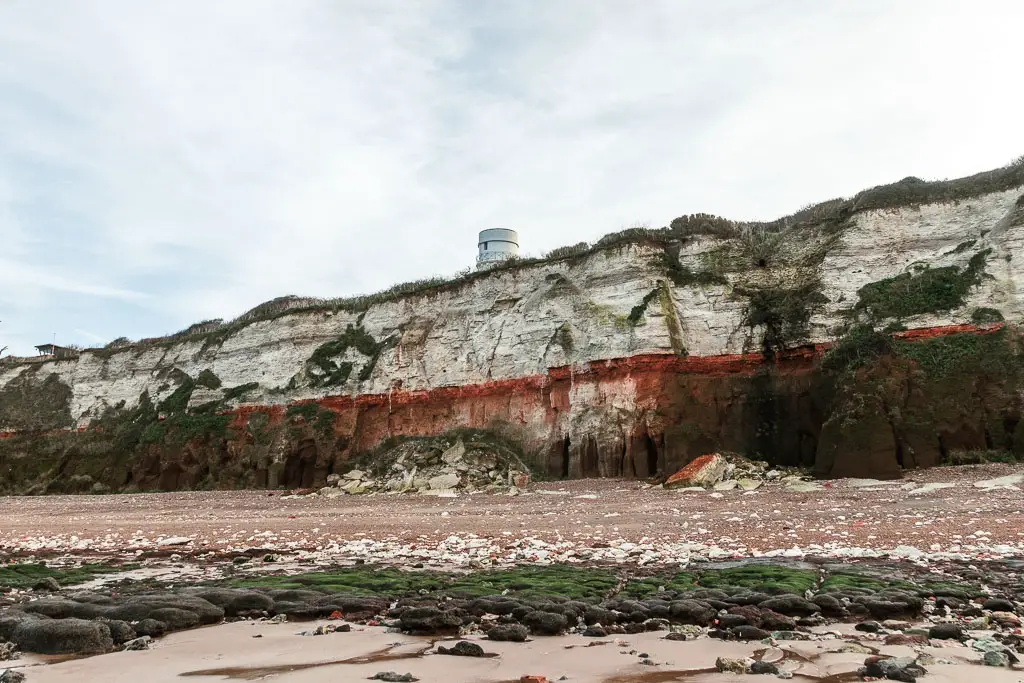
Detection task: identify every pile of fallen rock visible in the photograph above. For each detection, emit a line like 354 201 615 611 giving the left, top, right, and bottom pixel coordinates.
319 434 532 497
662 452 807 491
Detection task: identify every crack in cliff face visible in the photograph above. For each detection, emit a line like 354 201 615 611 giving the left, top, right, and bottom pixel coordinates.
657 280 687 355
487 316 509 368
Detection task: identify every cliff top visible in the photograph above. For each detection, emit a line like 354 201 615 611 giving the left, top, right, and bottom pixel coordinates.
4 155 1022 366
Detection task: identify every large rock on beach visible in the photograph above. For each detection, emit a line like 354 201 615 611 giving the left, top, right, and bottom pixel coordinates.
522 611 568 635
664 454 727 489
487 624 529 642
398 607 463 635
193 589 274 617
437 641 485 657
11 617 113 655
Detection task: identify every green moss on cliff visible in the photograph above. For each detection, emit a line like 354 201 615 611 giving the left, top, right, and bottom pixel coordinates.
895 328 1017 378
821 325 895 374
658 281 687 355
0 368 73 432
158 372 195 414
286 403 319 421
660 247 728 287
739 281 828 355
0 392 161 494
285 403 337 440
556 323 574 354
627 288 660 325
817 325 1023 477
223 382 259 402
855 250 991 321
131 371 232 447
696 216 841 355
971 307 1004 323
306 325 382 387
195 369 222 390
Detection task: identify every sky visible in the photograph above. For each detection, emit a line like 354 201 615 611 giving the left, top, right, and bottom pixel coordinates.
1 1 1023 356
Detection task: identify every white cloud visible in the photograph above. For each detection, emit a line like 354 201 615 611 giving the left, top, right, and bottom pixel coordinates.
0 0 1022 355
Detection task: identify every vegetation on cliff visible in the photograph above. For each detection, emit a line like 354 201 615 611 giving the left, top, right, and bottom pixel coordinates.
816 325 1023 477
0 367 73 432
854 249 992 322
695 214 842 354
627 288 661 326
0 368 261 494
304 325 383 388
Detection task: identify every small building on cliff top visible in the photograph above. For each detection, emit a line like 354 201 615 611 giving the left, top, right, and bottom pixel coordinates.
34 344 78 360
477 229 519 269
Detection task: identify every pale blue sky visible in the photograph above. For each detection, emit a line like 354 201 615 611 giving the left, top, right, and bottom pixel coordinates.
1 0 1023 356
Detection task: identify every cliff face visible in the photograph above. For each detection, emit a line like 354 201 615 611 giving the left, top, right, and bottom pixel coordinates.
2 166 1023 493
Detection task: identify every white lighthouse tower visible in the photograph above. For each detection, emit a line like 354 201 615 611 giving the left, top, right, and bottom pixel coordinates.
476 229 519 270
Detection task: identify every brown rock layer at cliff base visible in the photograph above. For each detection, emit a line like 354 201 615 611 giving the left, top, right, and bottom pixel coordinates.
0 324 1020 494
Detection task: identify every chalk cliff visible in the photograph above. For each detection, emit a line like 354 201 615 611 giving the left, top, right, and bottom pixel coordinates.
1 161 1023 493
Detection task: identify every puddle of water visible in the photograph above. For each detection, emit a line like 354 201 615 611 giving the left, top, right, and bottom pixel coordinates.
179 642 434 680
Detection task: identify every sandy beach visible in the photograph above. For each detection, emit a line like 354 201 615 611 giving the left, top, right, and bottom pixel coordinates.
11 618 1023 683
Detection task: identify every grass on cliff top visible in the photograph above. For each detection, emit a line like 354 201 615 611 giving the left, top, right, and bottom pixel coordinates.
229 565 618 601
0 562 133 590
673 156 1024 239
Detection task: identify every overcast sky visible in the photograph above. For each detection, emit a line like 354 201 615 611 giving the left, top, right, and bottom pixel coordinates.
1 1 1023 356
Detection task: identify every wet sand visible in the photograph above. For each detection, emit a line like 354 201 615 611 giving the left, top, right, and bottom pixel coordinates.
10 619 1019 683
